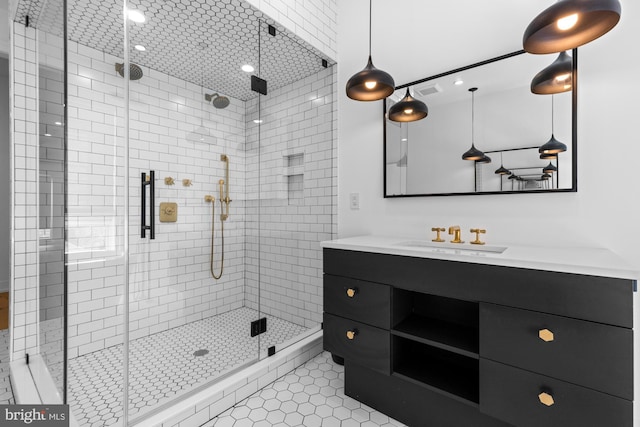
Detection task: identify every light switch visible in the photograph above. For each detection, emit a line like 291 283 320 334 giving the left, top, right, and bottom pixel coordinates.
349 193 359 210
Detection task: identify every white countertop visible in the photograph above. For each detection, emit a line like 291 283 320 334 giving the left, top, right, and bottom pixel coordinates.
321 235 639 281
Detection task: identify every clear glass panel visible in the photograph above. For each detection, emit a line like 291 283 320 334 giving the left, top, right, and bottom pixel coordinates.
65 0 127 423
255 21 336 356
31 0 66 400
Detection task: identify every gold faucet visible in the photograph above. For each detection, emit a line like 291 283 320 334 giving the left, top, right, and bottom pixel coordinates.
448 226 464 243
431 227 445 242
470 228 486 245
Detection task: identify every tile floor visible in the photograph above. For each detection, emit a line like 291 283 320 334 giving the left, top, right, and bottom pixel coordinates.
203 351 406 427
0 329 15 404
69 307 307 426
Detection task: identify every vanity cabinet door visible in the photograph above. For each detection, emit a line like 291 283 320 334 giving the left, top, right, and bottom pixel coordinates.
323 313 390 375
480 359 633 427
480 303 633 400
324 275 390 329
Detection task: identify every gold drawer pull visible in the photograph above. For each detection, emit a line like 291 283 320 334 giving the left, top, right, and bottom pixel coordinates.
346 329 358 340
539 329 554 342
346 288 358 298
538 392 555 406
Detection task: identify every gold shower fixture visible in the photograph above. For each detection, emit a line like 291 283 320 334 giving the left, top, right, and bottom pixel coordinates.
207 154 232 280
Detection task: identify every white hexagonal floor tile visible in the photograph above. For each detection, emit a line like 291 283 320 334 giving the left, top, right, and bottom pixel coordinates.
205 351 406 426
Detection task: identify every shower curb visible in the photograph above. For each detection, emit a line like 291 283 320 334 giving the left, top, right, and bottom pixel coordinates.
137 330 323 427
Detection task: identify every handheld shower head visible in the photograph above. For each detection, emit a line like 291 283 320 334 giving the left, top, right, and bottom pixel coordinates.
205 93 230 109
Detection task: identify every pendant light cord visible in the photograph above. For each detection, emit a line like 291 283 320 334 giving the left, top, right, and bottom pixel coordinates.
551 94 555 134
471 90 475 145
369 0 372 56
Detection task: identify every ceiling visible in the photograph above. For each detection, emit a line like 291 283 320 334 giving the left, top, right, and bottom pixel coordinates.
14 0 334 101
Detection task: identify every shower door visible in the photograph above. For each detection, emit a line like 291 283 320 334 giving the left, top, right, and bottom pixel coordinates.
248 21 335 358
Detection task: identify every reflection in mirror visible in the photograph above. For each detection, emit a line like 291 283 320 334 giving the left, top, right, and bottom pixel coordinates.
384 50 576 197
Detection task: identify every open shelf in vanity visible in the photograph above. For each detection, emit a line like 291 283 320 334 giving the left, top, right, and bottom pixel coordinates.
391 291 480 404
393 337 479 404
392 291 479 357
322 237 636 427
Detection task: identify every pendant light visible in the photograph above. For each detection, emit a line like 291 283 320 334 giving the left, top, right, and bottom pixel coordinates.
346 0 395 101
388 88 428 122
531 51 573 94
476 154 492 164
539 95 567 154
494 153 511 175
543 162 558 174
523 0 621 54
540 152 558 160
462 88 485 161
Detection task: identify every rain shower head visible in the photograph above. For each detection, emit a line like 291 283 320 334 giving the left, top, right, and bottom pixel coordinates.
205 93 230 109
115 63 144 80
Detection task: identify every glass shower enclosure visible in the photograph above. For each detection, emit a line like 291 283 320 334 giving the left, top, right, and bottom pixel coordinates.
9 0 335 424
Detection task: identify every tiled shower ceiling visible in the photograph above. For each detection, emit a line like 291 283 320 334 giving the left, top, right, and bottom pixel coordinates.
14 0 334 100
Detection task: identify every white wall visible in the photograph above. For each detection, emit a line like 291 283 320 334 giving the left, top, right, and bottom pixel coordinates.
338 0 640 268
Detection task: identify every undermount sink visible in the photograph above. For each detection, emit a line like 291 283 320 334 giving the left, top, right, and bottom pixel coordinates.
395 240 507 255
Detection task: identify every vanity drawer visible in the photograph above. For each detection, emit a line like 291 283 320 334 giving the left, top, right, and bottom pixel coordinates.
324 275 390 329
480 303 633 400
480 359 633 427
323 313 390 375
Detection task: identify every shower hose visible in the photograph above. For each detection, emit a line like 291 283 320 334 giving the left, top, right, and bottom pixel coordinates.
210 200 224 279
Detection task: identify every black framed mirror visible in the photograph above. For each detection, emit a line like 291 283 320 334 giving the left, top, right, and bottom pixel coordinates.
383 49 577 197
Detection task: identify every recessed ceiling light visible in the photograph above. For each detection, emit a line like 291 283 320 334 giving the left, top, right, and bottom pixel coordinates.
242 64 255 73
134 45 146 51
253 119 263 124
127 9 146 23
401 138 407 142
454 78 464 86
54 121 62 126
44 133 51 137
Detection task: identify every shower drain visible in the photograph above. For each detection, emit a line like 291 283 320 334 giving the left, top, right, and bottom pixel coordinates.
193 349 209 357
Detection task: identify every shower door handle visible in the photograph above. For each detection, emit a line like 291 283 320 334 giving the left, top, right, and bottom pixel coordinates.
141 170 155 239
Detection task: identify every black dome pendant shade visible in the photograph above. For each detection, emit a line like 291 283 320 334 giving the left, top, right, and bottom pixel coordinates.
539 95 567 154
346 0 395 101
388 88 429 122
476 154 492 164
531 51 573 94
543 162 558 173
494 153 511 175
346 56 395 101
539 134 567 154
494 165 511 175
523 0 621 54
462 145 484 161
462 88 485 161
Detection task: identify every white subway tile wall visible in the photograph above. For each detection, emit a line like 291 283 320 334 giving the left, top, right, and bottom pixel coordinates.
244 67 335 328
64 41 336 358
244 0 338 61
65 40 248 358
